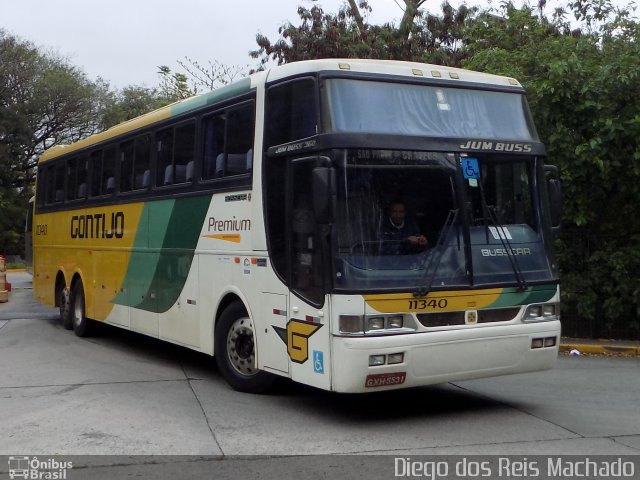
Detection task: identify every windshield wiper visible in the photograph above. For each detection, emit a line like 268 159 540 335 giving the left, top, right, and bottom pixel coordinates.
477 182 528 291
413 208 459 297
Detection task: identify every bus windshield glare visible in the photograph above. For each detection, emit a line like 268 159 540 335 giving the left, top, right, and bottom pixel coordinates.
322 79 539 141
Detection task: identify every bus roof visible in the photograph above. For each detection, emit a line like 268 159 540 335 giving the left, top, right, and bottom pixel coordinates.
263 58 521 88
38 59 522 164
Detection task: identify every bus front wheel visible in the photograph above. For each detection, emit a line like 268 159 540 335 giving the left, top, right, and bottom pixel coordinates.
70 281 94 337
215 302 275 394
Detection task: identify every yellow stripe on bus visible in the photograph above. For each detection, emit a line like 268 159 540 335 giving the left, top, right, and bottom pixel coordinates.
364 288 503 313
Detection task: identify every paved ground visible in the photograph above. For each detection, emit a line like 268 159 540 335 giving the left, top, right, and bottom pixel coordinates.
1 271 639 478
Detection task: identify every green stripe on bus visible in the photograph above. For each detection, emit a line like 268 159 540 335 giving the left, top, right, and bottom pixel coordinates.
487 285 556 308
113 195 212 313
170 77 252 117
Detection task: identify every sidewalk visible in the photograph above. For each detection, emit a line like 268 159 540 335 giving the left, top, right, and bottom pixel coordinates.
560 337 640 356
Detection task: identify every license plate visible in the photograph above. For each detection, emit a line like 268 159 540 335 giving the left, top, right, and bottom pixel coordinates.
365 372 407 388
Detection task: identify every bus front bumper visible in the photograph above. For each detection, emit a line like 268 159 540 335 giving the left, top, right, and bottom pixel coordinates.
330 320 561 393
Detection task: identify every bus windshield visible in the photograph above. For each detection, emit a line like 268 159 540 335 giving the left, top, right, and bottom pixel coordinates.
333 149 557 292
322 79 539 141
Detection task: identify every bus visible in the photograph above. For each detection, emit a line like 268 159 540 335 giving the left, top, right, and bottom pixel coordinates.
32 59 561 394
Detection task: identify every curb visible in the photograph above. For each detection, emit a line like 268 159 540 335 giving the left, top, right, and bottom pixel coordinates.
560 343 640 357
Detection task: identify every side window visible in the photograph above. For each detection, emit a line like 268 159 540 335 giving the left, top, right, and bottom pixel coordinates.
201 103 254 180
36 166 47 207
90 151 103 196
91 148 116 197
66 158 78 201
120 135 151 193
52 163 65 204
157 122 195 186
266 79 317 148
157 128 173 186
134 135 151 189
119 140 135 192
202 114 225 180
226 105 254 177
67 156 88 200
174 123 195 183
42 165 56 205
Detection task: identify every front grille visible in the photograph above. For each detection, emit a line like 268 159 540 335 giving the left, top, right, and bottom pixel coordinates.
417 311 465 327
417 307 521 328
477 307 520 323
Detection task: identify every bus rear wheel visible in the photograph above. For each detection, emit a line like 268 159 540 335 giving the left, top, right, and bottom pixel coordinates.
70 281 94 337
215 302 275 394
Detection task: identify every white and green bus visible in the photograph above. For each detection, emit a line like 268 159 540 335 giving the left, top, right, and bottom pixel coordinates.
33 59 561 393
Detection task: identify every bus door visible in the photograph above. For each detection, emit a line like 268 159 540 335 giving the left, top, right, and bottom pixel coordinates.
285 158 332 390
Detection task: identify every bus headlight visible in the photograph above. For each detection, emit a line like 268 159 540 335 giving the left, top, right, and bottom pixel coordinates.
339 314 414 335
339 315 363 334
366 317 385 331
524 303 559 322
387 315 404 329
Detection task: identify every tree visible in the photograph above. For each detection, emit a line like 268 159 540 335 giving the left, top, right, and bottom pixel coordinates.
157 58 247 99
0 30 110 255
461 1 640 338
99 85 169 130
252 0 640 338
250 0 474 67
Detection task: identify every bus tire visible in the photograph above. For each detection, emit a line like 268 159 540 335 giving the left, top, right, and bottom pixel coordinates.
59 286 73 330
215 302 275 394
70 280 94 337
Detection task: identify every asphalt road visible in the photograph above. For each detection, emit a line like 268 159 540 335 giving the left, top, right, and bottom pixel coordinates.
1 271 639 478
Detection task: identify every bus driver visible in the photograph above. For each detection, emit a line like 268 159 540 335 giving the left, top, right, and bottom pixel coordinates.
379 200 428 255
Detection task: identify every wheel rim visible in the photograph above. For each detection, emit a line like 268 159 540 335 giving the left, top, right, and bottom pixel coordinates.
226 317 257 377
72 289 84 329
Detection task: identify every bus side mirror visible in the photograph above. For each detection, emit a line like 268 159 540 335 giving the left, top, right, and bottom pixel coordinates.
312 166 336 224
544 165 562 233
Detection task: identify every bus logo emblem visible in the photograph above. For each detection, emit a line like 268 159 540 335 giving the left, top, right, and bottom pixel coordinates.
273 318 322 364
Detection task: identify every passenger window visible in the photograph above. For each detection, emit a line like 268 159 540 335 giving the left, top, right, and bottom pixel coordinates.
121 135 151 192
226 105 254 177
66 158 79 200
67 157 88 200
134 135 151 189
157 123 195 186
201 103 254 180
91 148 116 197
52 163 65 203
202 114 225 180
266 79 317 147
119 140 135 192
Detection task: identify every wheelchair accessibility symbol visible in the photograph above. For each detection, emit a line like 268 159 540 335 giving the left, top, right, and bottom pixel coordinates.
461 158 480 179
313 350 324 374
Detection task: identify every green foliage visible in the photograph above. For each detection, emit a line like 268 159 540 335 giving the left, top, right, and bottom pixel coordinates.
461 1 640 336
255 0 640 337
99 85 169 129
157 65 194 100
250 0 476 67
0 30 112 255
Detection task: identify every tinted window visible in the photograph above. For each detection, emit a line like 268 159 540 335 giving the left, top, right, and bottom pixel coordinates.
202 103 254 180
157 122 195 186
90 148 116 197
121 135 151 192
266 79 317 147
